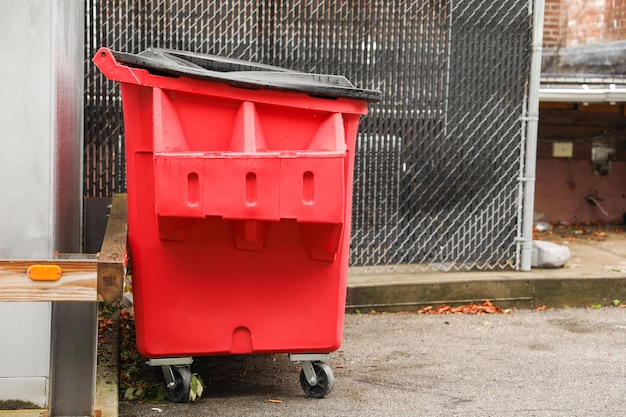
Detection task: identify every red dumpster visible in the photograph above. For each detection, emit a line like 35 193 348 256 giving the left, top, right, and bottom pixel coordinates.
93 48 380 401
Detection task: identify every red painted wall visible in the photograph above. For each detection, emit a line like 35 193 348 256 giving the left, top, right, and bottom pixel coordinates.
535 159 626 223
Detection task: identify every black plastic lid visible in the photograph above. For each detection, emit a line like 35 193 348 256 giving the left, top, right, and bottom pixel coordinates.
110 48 381 102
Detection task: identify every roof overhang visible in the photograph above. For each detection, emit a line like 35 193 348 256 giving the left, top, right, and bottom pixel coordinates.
539 75 626 103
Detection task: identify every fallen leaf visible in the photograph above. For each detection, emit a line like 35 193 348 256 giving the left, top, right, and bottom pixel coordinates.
418 306 433 314
268 399 283 403
417 300 504 315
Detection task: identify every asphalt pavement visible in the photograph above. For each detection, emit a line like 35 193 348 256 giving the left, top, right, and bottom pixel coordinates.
119 307 626 417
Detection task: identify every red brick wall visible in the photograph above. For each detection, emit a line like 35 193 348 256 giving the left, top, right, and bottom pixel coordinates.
565 0 606 46
543 0 626 47
544 0 566 47
605 0 626 41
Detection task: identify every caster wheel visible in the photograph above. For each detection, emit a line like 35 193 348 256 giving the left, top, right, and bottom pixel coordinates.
299 361 335 398
163 365 192 403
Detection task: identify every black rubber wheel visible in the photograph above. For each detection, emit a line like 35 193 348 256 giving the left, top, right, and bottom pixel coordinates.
163 365 192 403
299 362 335 398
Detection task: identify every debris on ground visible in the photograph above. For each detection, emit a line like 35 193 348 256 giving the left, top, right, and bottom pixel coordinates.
118 308 164 401
532 240 570 268
418 300 505 315
0 400 41 410
115 305 205 403
533 221 624 244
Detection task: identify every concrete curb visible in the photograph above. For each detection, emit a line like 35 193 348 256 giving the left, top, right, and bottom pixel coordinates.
347 272 626 312
347 237 626 312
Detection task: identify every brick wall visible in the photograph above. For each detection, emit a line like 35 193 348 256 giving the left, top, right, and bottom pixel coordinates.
543 0 626 47
566 0 605 46
605 0 626 41
544 0 566 47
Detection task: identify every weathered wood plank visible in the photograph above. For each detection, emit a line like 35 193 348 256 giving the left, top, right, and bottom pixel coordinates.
0 194 128 302
97 193 128 302
0 260 97 302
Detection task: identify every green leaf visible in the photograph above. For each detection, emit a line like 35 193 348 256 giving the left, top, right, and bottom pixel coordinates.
196 378 204 398
189 376 198 401
124 387 136 400
591 304 602 309
190 376 197 392
613 299 621 306
188 374 205 402
154 385 166 401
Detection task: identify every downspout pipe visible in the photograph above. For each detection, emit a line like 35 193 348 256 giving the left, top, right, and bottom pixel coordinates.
520 0 545 271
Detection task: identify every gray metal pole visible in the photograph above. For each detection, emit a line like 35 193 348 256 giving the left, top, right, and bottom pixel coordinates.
48 1 94 416
520 0 545 271
49 303 98 417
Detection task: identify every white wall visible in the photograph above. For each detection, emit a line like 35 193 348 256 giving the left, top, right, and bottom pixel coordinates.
0 0 83 406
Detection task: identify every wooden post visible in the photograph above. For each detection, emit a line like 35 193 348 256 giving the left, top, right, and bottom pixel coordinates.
97 193 128 302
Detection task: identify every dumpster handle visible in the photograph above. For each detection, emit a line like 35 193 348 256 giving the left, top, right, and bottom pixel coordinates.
93 47 142 85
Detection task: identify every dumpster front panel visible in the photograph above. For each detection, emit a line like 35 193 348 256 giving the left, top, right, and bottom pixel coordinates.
129 215 350 356
127 141 354 356
98 49 371 358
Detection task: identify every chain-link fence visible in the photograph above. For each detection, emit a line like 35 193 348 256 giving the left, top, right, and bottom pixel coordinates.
84 0 533 271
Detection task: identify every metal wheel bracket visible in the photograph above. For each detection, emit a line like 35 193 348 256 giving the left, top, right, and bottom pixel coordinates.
289 354 333 386
301 360 317 386
147 357 193 390
161 365 177 389
147 357 194 367
289 353 332 363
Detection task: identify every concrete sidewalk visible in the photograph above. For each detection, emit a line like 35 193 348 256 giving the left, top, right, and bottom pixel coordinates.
347 233 626 312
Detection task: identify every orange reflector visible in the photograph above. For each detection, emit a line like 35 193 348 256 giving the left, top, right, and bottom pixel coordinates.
27 265 63 281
